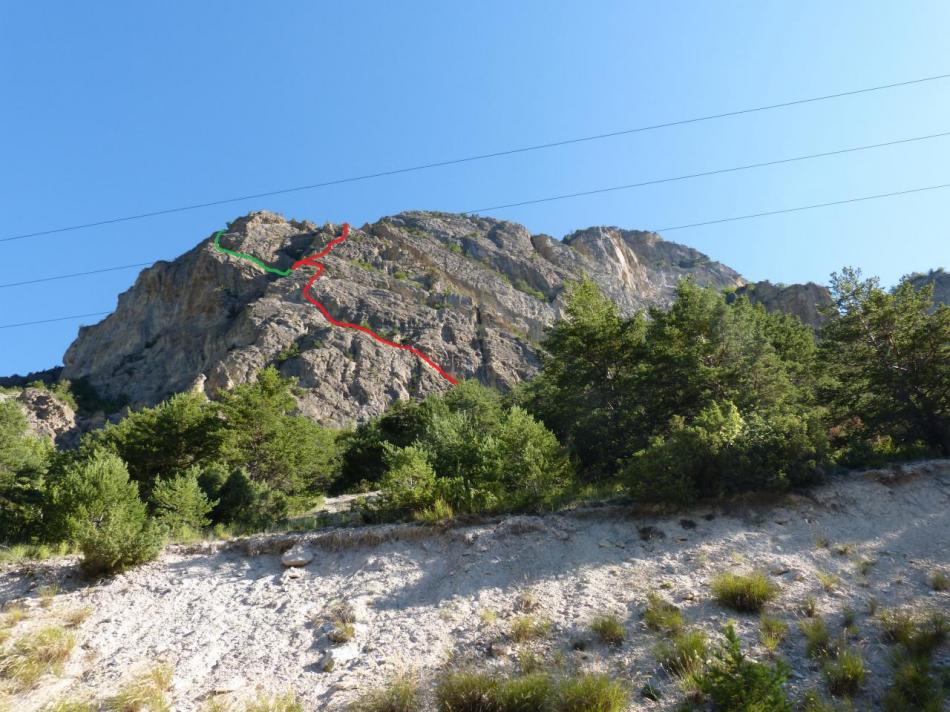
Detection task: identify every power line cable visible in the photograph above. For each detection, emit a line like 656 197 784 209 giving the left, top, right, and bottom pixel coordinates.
4 128 949 289
2 71 949 243
463 129 950 213
654 182 950 233
3 180 948 330
0 312 112 330
0 262 152 289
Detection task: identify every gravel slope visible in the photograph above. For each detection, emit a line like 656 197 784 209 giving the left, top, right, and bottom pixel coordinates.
2 460 948 711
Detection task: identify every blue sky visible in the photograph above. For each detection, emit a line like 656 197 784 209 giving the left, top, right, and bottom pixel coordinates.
1 1 949 375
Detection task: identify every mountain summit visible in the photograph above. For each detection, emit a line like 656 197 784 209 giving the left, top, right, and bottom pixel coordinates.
63 210 752 424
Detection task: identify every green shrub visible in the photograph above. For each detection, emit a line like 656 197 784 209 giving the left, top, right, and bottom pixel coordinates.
0 399 52 542
378 445 438 514
822 648 865 697
642 592 683 634
590 615 624 646
151 466 216 534
929 570 949 591
882 655 946 712
697 623 791 711
711 571 778 612
48 451 162 575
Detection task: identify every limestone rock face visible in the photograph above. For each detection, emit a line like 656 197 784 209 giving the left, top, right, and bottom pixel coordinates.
731 280 834 329
0 387 79 446
61 210 751 426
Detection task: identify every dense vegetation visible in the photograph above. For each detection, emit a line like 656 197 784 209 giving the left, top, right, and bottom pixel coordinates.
0 267 947 573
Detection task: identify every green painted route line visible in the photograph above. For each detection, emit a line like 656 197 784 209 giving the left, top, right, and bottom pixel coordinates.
212 230 292 276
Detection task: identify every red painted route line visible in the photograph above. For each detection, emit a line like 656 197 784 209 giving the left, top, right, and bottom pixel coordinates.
290 223 458 385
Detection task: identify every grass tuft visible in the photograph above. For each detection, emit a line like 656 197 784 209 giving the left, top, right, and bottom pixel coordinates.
654 629 707 678
590 615 625 646
929 570 949 591
800 617 837 660
759 615 788 654
105 664 174 711
822 648 866 697
348 674 420 712
62 606 93 628
510 615 551 643
0 625 75 690
243 691 303 712
643 592 683 634
710 571 778 612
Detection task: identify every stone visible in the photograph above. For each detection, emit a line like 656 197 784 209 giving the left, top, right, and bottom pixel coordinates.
281 544 313 567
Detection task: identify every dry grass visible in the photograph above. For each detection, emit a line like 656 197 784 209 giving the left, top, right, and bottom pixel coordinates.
105 664 174 711
61 606 93 628
816 571 840 592
800 617 837 660
1 604 27 628
929 570 949 591
243 691 303 712
37 584 60 608
41 699 96 711
0 625 76 690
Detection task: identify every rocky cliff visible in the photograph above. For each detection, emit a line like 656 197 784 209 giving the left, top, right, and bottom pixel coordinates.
60 211 750 425
730 280 833 328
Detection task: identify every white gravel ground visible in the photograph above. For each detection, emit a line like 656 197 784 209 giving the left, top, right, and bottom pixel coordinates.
2 460 948 711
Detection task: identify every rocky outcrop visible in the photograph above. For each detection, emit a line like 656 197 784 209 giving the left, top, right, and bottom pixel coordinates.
60 211 749 426
0 387 79 446
907 268 950 308
730 281 833 329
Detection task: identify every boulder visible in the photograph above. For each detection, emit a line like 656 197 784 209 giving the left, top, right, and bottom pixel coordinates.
281 543 313 567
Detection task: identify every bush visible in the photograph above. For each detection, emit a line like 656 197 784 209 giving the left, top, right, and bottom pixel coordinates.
48 451 162 575
697 623 791 711
883 655 946 712
711 571 778 612
378 445 437 514
105 664 173 711
209 468 289 531
151 467 216 534
0 399 52 542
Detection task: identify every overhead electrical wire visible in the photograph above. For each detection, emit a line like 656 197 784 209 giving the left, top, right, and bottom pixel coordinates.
3 179 948 330
462 129 950 213
2 71 949 243
3 129 949 290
